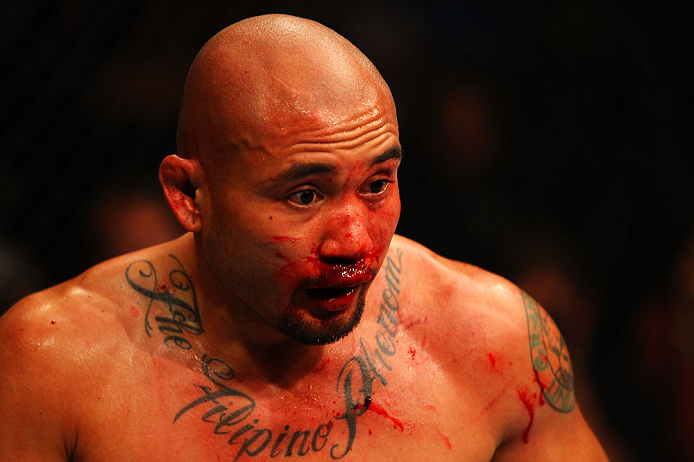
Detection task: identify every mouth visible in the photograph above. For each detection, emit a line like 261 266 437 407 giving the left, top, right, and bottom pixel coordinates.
298 264 374 313
304 285 360 301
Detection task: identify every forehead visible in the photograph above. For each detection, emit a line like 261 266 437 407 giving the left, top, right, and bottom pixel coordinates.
216 97 400 186
256 105 400 175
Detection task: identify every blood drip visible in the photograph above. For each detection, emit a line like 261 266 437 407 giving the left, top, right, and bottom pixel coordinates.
487 352 496 369
517 388 535 444
367 402 405 431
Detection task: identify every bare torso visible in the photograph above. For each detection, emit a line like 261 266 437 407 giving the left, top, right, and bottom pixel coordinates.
0 235 605 461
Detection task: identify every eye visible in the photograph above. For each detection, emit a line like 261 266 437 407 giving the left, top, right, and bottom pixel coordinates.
361 179 393 197
368 180 389 194
287 189 322 206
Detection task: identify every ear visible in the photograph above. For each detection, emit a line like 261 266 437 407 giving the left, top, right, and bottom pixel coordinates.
159 154 204 232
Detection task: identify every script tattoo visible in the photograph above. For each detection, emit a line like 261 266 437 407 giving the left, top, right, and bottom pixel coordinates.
175 355 332 462
126 255 203 349
522 290 575 412
174 248 405 461
332 248 403 459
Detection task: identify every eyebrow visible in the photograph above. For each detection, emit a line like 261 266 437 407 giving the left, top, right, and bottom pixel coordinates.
269 147 402 185
271 162 338 184
369 147 402 167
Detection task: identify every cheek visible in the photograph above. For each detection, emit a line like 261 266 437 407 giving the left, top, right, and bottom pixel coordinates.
272 242 323 285
372 190 401 241
205 200 280 273
268 224 319 271
364 193 401 264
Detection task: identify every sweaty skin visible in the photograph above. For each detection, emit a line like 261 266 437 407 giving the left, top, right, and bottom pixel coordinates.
0 15 607 461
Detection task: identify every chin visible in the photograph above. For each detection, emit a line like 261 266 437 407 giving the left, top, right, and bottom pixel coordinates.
278 289 367 345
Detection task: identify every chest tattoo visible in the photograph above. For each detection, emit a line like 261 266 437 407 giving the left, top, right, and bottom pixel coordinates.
127 249 405 461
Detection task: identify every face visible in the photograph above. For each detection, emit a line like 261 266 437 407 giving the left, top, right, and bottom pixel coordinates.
200 100 401 345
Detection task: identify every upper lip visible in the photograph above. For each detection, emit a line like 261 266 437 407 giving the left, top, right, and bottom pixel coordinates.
303 264 374 289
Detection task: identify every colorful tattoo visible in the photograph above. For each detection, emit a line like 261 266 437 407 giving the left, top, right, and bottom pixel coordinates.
522 290 575 412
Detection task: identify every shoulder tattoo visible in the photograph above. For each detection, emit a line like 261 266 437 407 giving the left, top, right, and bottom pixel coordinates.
521 290 575 412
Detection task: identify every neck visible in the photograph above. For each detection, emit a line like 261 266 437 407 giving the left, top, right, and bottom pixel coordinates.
176 232 334 385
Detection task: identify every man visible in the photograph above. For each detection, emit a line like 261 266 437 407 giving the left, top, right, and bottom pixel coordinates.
0 14 607 461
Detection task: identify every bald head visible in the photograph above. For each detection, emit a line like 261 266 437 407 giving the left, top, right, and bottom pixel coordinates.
176 14 396 167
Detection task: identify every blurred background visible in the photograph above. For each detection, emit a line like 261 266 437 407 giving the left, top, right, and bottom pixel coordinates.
1 1 692 460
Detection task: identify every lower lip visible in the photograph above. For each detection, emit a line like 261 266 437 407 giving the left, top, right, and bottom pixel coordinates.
302 285 360 313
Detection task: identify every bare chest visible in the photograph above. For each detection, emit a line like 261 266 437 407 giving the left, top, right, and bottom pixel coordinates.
71 247 510 461
73 336 500 462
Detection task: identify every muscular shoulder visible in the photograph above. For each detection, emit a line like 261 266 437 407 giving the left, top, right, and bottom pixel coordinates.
1 278 131 360
2 247 153 347
0 259 143 404
390 235 606 458
393 234 567 390
0 236 193 391
0 242 185 385
1 235 191 349
392 234 527 344
0 261 139 459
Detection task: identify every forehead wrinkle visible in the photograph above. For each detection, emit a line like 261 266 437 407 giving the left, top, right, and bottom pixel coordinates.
278 105 391 138
274 111 398 156
286 123 398 155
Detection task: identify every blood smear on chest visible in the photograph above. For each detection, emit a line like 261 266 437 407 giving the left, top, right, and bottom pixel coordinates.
487 352 496 369
440 430 452 449
367 402 405 431
517 388 535 444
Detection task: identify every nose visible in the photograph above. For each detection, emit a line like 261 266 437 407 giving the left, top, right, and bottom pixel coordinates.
318 200 372 264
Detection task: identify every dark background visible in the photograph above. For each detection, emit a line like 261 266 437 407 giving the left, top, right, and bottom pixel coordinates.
2 1 692 460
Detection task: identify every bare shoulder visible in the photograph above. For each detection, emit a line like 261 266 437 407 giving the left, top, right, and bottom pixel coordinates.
0 282 117 459
391 234 526 337
0 248 151 357
2 276 132 354
390 234 535 384
390 235 607 459
0 246 164 460
0 249 149 388
0 235 194 394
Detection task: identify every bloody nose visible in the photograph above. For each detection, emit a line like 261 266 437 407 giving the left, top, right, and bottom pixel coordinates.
318 205 372 264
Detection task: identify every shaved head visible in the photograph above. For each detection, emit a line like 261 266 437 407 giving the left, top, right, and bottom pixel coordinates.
176 14 396 172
